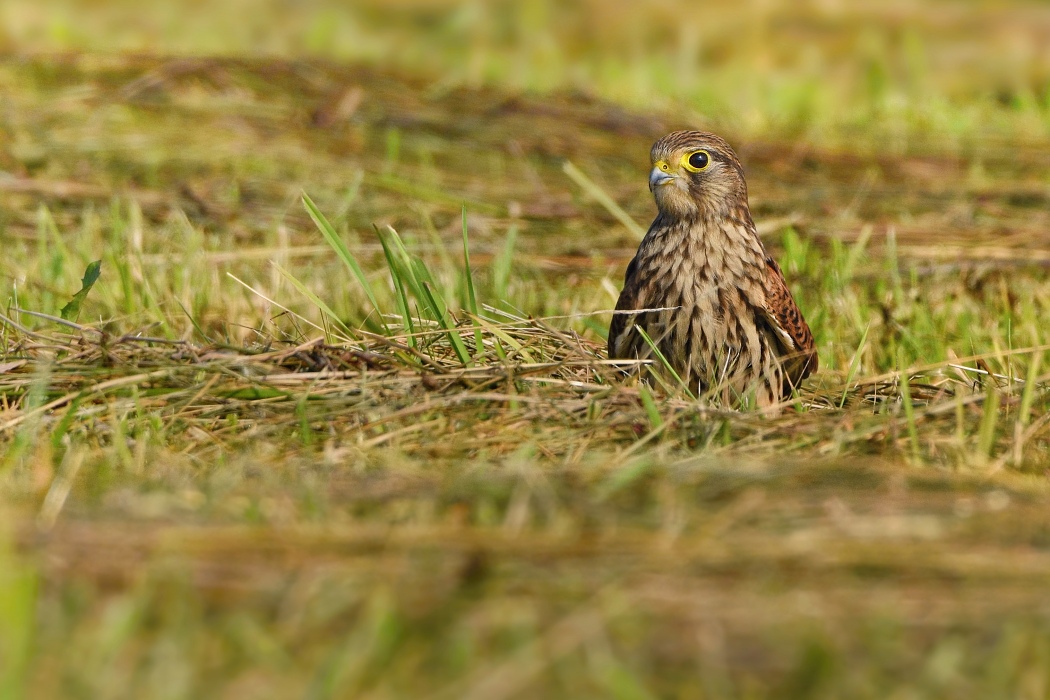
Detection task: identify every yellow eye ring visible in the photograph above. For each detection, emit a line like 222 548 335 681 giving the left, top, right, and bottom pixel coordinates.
681 150 711 172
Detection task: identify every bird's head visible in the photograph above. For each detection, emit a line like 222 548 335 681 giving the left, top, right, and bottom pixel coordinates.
648 130 748 220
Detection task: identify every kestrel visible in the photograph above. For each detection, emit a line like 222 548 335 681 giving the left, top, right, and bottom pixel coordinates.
608 130 817 406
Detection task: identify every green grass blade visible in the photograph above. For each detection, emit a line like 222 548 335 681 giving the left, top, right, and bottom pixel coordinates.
376 226 418 291
492 225 517 301
461 206 479 318
563 160 646 240
897 353 921 463
634 326 694 400
374 224 470 364
469 314 534 363
638 383 663 431
1018 350 1042 427
375 226 416 345
49 394 84 452
174 298 212 343
978 384 1001 462
272 262 356 340
465 313 507 361
302 192 385 334
386 227 444 316
409 256 446 319
461 206 484 353
420 281 471 366
840 321 872 408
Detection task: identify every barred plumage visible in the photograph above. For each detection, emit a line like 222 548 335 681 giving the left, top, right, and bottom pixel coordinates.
608 130 817 406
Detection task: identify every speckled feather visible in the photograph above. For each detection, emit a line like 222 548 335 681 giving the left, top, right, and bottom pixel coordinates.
609 130 817 405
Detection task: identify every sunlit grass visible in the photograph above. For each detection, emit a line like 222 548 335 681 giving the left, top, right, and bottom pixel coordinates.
2 5 1050 697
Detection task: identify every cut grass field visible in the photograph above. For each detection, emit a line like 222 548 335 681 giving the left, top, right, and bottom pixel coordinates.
3 1 1050 698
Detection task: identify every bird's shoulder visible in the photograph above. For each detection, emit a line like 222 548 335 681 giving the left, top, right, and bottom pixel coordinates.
622 254 640 288
760 257 818 377
609 253 643 358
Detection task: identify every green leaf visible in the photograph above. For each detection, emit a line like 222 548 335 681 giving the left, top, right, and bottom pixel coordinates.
59 260 102 321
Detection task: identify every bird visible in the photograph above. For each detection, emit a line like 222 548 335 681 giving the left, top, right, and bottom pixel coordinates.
608 130 817 407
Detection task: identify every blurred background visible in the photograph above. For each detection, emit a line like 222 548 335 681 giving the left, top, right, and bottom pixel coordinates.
4 0 1049 152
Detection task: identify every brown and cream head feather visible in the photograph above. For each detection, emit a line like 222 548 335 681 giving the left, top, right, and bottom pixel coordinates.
648 130 748 221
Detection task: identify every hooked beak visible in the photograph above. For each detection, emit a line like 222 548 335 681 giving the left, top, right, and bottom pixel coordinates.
649 167 675 192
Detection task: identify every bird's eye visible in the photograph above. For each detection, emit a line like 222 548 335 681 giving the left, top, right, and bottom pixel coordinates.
682 150 710 172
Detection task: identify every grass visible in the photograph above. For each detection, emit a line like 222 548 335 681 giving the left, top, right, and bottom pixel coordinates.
2 1 1050 697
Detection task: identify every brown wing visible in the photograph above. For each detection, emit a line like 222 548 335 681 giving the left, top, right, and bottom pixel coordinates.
761 257 818 382
608 255 641 359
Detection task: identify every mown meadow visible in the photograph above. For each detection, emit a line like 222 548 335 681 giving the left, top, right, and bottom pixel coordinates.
2 1 1050 697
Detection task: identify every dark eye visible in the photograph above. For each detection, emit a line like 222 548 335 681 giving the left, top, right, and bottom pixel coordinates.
688 151 709 170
